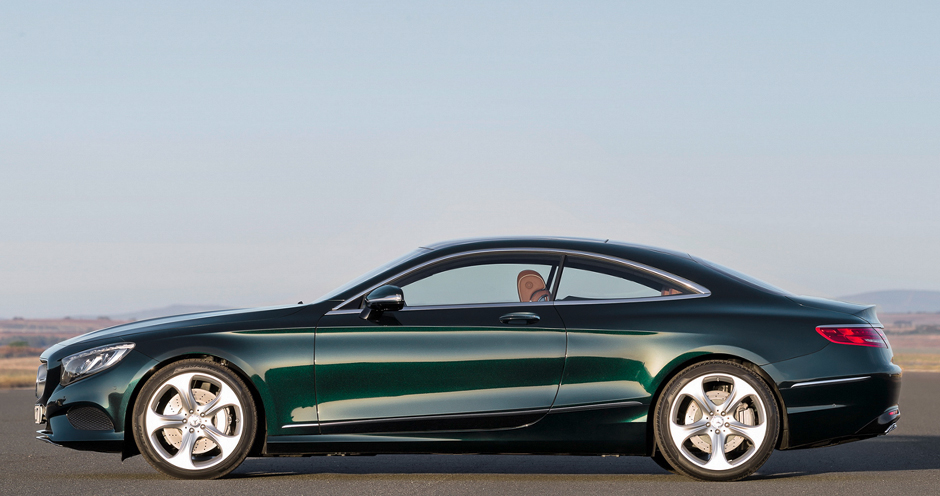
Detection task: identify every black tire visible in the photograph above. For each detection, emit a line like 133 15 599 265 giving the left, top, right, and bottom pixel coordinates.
132 359 257 479
653 360 779 482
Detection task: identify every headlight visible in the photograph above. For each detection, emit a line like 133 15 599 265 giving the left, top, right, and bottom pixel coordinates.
36 361 47 398
60 343 135 386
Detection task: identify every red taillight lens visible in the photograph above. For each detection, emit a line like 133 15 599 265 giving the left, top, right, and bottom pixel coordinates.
816 326 888 348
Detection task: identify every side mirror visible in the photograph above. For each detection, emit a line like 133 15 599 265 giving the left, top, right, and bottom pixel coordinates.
360 285 405 320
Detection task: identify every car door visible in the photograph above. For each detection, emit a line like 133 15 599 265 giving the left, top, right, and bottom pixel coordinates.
551 254 709 408
314 251 568 434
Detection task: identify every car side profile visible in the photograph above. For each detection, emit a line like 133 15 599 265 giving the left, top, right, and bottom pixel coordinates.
34 237 901 481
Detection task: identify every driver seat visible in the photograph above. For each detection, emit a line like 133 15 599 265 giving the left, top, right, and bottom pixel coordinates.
517 270 552 302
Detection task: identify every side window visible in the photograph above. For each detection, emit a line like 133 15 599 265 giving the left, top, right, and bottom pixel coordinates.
555 256 689 301
393 254 561 307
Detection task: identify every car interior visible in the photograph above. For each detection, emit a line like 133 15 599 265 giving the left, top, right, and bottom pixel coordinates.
516 270 552 302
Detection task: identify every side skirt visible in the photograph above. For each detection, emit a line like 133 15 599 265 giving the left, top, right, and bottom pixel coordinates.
266 401 649 456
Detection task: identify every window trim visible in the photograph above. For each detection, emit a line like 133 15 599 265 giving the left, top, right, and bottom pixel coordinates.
331 248 711 312
554 254 680 302
389 252 563 307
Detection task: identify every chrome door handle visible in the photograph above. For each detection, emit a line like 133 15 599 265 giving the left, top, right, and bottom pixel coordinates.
499 312 540 325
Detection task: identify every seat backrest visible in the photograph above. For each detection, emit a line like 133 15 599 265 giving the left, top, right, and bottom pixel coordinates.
517 270 552 302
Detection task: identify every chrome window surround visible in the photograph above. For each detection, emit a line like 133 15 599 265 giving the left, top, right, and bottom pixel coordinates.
331 248 710 312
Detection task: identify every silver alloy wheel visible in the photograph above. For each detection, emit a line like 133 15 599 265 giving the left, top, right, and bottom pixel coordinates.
667 373 768 472
144 371 245 471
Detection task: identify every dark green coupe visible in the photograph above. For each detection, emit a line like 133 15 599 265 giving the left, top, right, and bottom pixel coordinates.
34 237 901 481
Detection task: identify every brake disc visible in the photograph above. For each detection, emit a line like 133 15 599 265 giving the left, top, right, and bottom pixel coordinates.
161 388 231 454
684 390 754 454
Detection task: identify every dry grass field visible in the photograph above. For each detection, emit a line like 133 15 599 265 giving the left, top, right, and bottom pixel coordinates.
892 354 940 372
0 357 40 389
0 318 117 389
881 335 940 371
885 333 940 353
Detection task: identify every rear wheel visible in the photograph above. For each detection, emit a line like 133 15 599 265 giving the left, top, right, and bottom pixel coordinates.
132 359 256 479
654 360 779 481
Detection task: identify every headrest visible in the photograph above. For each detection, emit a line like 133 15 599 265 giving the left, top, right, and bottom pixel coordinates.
517 270 551 302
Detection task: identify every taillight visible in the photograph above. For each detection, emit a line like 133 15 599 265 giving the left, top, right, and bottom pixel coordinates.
816 326 888 348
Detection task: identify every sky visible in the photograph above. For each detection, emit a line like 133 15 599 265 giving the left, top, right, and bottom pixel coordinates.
1 2 939 318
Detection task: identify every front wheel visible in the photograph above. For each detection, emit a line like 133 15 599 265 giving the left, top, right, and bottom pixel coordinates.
654 360 779 482
132 359 257 479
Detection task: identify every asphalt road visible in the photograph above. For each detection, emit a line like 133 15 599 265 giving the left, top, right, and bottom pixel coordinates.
2 374 938 496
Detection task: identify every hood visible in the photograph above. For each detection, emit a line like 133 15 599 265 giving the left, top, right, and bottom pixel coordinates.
787 295 881 326
42 304 306 360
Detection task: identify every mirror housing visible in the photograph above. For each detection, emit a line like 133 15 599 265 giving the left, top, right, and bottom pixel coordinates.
360 285 404 320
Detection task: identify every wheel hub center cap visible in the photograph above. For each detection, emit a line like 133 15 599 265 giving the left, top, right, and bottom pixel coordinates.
711 418 723 428
189 416 201 427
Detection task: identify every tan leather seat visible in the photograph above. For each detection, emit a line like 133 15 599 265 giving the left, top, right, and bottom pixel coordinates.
517 270 552 302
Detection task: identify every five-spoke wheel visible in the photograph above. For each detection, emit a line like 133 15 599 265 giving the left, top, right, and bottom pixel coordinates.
133 359 256 479
654 360 778 481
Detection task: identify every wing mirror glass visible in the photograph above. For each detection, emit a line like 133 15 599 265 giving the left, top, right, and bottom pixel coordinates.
360 285 405 320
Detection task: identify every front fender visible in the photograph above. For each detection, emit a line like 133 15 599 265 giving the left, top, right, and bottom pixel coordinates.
132 328 316 436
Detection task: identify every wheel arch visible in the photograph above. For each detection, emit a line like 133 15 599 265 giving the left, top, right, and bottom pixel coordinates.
122 353 269 460
645 352 789 456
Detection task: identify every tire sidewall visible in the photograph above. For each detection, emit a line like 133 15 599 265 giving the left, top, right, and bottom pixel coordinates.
132 359 257 480
654 360 779 482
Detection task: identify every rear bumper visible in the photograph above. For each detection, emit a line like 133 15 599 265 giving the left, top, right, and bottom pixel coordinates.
762 344 902 450
781 401 900 450
856 405 901 436
780 373 901 449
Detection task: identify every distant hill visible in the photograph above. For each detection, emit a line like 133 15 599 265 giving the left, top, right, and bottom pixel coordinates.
837 290 940 313
0 305 233 348
82 304 233 321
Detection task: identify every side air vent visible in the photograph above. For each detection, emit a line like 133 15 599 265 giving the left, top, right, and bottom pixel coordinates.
67 407 114 431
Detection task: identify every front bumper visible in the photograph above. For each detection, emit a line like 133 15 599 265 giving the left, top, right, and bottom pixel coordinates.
34 350 157 452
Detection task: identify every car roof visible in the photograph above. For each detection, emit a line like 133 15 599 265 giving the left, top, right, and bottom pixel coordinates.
419 236 691 258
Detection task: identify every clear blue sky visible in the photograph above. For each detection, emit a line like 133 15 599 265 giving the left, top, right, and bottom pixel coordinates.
1 2 938 317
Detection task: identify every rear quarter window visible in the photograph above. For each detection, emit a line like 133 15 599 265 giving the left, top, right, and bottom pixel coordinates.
555 256 691 301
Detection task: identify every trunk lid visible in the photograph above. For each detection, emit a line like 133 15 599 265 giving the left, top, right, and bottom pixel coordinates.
788 295 882 327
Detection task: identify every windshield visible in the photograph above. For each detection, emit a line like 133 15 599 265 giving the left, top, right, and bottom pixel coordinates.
315 248 430 302
692 256 790 295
